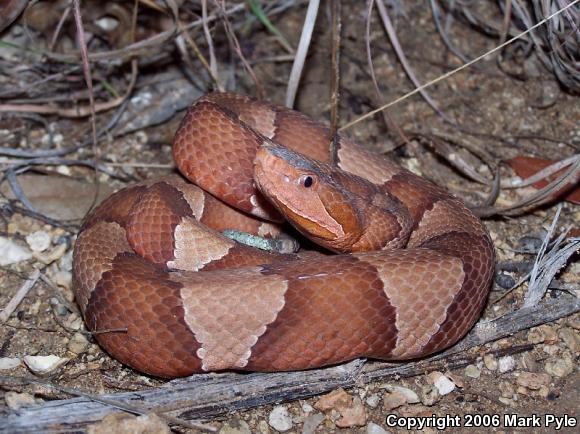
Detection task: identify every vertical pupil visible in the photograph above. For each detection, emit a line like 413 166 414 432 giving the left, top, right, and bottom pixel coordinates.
303 176 313 187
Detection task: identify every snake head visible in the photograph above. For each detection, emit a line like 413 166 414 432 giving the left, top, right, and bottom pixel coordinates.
254 142 366 252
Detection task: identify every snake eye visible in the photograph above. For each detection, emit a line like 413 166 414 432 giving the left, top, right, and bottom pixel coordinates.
299 175 314 188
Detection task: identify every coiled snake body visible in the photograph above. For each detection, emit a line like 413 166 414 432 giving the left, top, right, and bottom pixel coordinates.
73 93 494 378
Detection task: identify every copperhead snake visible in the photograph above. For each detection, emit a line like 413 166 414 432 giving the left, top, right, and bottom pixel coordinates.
73 92 495 378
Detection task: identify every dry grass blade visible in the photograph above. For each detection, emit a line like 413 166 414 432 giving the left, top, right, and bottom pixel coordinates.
71 0 101 218
439 0 580 93
175 0 222 90
329 0 341 136
4 169 37 212
202 0 219 82
497 157 580 216
429 0 470 62
365 0 410 149
214 0 264 98
0 269 41 323
285 0 320 108
524 206 580 307
43 3 245 63
328 0 342 166
503 155 580 188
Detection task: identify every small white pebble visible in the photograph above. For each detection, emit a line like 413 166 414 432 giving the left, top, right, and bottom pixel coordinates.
428 372 456 395
545 358 574 377
483 354 498 371
67 333 90 355
367 422 391 434
0 237 32 265
365 393 380 408
53 270 72 289
24 355 68 375
268 405 293 432
55 165 71 176
26 231 51 252
389 385 420 404
0 357 21 370
498 356 516 373
4 391 35 410
464 364 481 379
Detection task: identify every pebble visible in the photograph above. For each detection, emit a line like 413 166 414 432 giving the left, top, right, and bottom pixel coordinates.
367 422 391 434
519 352 538 371
527 328 545 344
257 420 270 434
314 389 367 428
542 344 560 356
87 413 170 434
301 403 314 413
63 314 84 331
268 405 293 432
314 388 350 411
365 393 380 408
517 235 543 252
335 397 366 428
59 250 73 272
50 297 69 316
219 418 251 434
0 357 21 370
382 390 407 411
568 315 580 330
558 328 579 352
33 243 67 265
23 355 69 375
53 270 72 290
420 384 440 406
4 391 36 410
516 372 551 390
499 381 515 399
67 332 90 355
483 354 498 371
495 273 515 289
544 357 574 377
539 385 552 398
498 397 513 406
498 356 516 373
464 364 481 379
446 373 464 388
428 371 456 395
0 237 32 265
386 385 420 404
25 231 51 252
539 325 558 343
301 413 324 434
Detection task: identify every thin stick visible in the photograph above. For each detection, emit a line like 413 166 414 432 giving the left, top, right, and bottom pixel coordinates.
285 0 320 108
0 269 41 323
339 0 580 131
329 0 341 165
202 0 219 83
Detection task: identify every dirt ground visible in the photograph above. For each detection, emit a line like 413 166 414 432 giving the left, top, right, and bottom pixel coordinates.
0 1 578 433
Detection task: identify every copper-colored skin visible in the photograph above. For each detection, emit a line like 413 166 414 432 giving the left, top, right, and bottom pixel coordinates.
73 93 495 378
